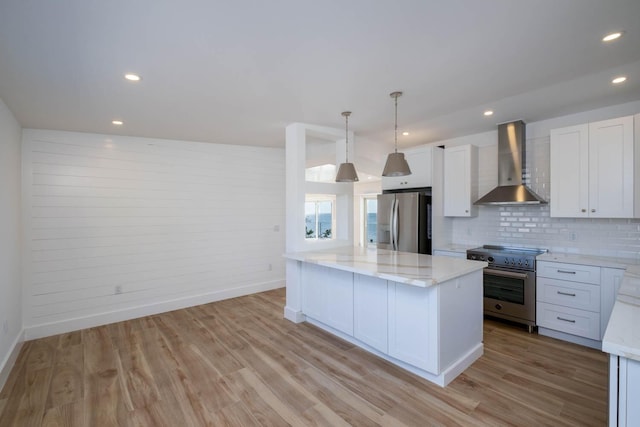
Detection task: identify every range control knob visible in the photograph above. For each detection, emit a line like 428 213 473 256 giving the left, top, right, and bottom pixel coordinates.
487 256 494 263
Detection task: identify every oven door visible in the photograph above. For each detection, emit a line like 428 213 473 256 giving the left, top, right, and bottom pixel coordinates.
483 267 536 325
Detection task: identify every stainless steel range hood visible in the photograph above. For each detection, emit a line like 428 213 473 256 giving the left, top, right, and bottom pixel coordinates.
474 120 547 205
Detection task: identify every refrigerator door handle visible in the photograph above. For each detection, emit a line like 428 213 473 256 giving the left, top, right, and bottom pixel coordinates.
427 203 432 240
393 197 400 250
389 198 395 250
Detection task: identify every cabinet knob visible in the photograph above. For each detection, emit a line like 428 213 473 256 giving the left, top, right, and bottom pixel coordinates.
465 210 469 213
581 209 586 213
591 209 596 213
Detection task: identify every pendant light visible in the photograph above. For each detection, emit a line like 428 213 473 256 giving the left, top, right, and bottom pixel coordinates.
382 91 412 177
335 111 359 182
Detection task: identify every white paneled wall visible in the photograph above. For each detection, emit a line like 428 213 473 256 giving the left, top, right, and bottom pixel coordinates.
0 98 23 389
22 130 285 338
449 102 640 259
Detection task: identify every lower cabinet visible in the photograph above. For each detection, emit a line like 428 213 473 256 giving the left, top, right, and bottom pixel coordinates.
353 275 388 353
301 263 354 335
601 268 625 339
387 281 438 373
537 260 626 346
537 261 602 342
610 355 640 427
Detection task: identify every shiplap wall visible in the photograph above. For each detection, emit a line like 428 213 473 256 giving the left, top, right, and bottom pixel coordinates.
22 129 285 339
448 101 640 259
0 99 23 388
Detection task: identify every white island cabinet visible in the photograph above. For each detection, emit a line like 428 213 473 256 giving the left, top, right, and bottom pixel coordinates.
284 246 486 387
603 264 640 427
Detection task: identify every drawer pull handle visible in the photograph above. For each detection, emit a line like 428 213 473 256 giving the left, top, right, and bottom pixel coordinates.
557 316 576 323
557 291 576 297
557 270 576 274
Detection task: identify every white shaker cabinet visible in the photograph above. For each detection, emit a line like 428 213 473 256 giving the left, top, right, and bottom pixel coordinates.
537 261 602 344
601 267 625 340
549 124 589 218
382 146 439 190
550 115 637 218
610 355 640 427
301 263 354 335
353 274 388 353
387 280 438 373
537 259 626 346
444 144 478 217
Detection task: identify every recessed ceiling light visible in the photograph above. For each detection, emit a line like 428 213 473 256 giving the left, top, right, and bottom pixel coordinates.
402 131 410 136
484 110 494 116
112 120 124 125
124 73 141 82
612 76 627 84
602 32 623 42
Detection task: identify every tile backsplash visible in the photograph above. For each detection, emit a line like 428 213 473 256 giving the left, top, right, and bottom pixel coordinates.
450 135 640 260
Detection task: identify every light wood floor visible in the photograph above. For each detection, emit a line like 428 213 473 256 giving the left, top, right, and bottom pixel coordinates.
0 288 609 426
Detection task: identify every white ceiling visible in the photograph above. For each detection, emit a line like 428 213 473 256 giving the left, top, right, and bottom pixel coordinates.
1 0 639 168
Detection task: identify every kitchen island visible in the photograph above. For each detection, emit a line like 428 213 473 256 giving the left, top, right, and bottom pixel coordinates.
283 246 487 387
603 264 640 427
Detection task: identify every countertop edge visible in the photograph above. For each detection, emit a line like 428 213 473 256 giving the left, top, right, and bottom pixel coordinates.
284 247 486 288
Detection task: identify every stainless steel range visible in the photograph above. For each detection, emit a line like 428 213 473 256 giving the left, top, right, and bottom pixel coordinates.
467 245 546 332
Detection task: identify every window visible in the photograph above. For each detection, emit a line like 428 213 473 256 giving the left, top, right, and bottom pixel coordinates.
363 197 377 245
305 195 335 239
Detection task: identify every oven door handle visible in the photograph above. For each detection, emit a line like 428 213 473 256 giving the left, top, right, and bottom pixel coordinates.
484 268 529 280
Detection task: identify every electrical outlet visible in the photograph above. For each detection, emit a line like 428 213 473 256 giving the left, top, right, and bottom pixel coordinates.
268 263 273 271
115 285 123 295
570 232 577 241
2 319 8 334
273 225 280 232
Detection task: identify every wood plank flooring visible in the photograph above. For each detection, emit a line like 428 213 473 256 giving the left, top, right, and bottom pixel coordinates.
0 288 609 426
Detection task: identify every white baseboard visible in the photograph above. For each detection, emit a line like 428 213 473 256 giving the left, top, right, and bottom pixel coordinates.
24 280 285 340
304 317 482 388
0 329 25 393
538 327 602 350
284 305 305 323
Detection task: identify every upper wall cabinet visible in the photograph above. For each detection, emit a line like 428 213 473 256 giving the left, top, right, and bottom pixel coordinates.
550 115 638 218
444 144 478 217
382 146 438 190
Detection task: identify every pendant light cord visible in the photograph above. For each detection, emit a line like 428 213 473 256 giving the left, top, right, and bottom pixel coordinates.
342 111 351 162
390 91 402 154
394 94 398 154
345 113 349 160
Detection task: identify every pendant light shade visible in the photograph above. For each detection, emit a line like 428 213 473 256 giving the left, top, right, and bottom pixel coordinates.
335 111 359 182
335 162 358 182
382 91 411 177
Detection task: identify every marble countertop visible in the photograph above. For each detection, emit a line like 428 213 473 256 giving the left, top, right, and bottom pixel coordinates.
603 264 640 362
433 244 477 254
284 246 487 287
537 252 640 269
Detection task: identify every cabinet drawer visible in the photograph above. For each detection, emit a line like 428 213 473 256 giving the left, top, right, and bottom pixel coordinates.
537 302 600 340
537 261 600 284
537 277 600 312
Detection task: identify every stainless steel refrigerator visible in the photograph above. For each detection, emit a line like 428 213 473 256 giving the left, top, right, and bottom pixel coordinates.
376 190 432 254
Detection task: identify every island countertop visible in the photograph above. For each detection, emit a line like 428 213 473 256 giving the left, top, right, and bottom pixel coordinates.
284 246 487 287
603 264 640 362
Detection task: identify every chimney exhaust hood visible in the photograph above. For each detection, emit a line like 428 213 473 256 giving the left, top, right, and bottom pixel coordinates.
474 120 547 205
